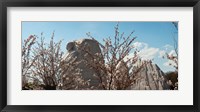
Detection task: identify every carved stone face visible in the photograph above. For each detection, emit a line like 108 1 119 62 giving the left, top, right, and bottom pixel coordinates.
66 42 75 52
62 39 103 89
66 39 101 55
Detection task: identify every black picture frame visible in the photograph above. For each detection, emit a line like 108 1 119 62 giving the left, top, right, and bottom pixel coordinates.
0 0 199 112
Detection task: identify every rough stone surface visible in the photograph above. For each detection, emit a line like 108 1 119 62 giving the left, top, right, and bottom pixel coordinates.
131 60 170 90
62 39 170 90
62 39 102 89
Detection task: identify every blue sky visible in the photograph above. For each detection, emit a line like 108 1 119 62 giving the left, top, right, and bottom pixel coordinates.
22 22 178 72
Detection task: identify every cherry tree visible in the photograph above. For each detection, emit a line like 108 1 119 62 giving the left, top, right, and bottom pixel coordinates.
22 33 90 90
22 35 38 89
82 23 145 90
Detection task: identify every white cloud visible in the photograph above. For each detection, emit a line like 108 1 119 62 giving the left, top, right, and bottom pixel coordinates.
159 45 177 58
169 50 176 56
130 42 160 60
133 42 146 49
163 44 174 51
163 59 176 67
129 42 177 63
126 42 177 72
139 47 159 60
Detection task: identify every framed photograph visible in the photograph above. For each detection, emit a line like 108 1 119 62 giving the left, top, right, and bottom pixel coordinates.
0 0 199 112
